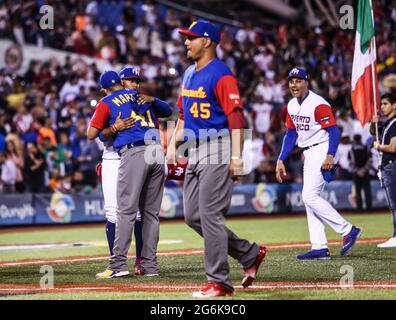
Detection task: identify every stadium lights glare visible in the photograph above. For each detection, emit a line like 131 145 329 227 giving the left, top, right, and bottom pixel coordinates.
90 99 98 107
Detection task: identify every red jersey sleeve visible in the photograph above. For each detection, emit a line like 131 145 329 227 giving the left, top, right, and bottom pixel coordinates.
214 75 242 116
177 95 184 120
314 104 336 128
285 110 295 129
227 108 246 129
90 101 110 130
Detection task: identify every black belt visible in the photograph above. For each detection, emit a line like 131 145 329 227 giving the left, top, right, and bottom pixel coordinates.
303 141 325 151
379 160 395 170
116 140 147 156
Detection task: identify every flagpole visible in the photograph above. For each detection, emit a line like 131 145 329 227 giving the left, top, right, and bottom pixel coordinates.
369 0 379 142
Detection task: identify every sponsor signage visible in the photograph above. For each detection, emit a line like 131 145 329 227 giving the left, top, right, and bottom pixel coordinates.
0 181 389 226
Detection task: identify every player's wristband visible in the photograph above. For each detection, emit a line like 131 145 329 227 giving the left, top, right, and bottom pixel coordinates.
110 124 118 134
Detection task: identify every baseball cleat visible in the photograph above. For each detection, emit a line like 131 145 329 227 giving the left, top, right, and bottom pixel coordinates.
297 248 331 260
192 282 233 298
241 245 267 288
377 237 396 248
95 269 130 279
134 269 159 277
340 226 362 255
134 259 142 275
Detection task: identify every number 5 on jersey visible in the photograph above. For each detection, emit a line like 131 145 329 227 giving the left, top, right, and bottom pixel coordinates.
190 102 211 119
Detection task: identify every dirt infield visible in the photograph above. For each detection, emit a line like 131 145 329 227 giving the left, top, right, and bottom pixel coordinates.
1 280 396 296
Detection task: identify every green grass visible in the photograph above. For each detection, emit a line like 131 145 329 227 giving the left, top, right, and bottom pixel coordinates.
0 213 393 262
1 212 396 300
1 244 395 285
1 242 396 299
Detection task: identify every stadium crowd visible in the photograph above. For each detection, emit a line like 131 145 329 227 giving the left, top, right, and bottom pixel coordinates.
0 0 395 193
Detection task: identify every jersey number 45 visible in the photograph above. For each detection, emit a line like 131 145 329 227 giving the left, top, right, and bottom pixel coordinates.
190 102 211 119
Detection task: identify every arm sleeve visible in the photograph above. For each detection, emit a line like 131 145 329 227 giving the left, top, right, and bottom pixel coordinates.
98 132 108 143
278 128 298 161
214 75 242 116
153 98 172 118
227 107 246 129
90 101 110 130
325 125 340 157
314 104 336 128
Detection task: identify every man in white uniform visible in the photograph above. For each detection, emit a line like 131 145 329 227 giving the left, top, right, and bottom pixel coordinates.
276 67 362 260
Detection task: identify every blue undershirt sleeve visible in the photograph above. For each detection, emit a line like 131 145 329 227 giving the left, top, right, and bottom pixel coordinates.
98 132 108 143
278 128 298 161
325 125 340 157
153 98 172 118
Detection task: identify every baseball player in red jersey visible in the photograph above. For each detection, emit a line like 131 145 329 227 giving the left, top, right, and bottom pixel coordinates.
276 67 362 260
168 20 267 298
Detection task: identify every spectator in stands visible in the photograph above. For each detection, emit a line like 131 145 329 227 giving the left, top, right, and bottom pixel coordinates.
0 0 394 193
133 20 151 60
336 109 355 142
76 137 101 190
337 134 353 180
252 94 273 136
349 134 372 212
253 160 276 183
5 139 24 193
243 130 266 174
0 151 17 193
59 73 82 103
36 117 57 146
24 142 46 193
0 110 6 152
58 131 74 175
13 105 33 135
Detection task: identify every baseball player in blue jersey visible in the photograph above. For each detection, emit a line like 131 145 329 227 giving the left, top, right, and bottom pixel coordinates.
118 66 176 274
168 20 267 298
92 67 149 276
88 70 172 278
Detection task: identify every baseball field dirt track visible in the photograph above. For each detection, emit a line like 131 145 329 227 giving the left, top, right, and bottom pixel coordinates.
1 213 396 300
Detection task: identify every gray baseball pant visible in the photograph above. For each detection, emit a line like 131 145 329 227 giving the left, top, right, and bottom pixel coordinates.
108 145 165 274
183 139 259 290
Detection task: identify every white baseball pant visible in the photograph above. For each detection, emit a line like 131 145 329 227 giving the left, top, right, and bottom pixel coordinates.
302 142 352 249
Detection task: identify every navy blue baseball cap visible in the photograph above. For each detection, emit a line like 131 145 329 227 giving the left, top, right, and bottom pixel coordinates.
321 164 338 183
288 67 309 81
119 67 141 80
98 70 121 89
179 20 221 44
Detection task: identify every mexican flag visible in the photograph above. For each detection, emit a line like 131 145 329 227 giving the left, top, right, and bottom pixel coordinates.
351 0 380 126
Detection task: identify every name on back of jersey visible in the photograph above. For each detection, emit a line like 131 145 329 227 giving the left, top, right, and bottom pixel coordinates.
111 93 137 107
